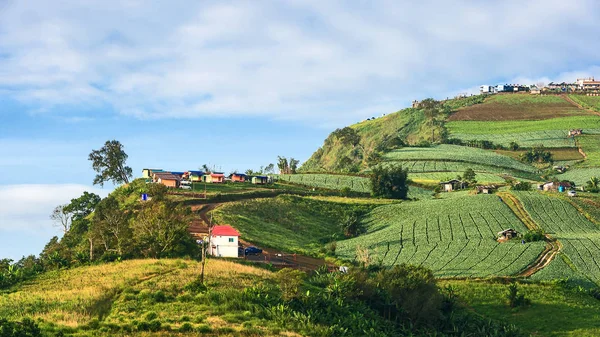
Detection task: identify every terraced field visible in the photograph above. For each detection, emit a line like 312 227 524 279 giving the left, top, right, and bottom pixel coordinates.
513 192 600 285
383 145 537 172
277 173 433 199
554 168 600 186
336 194 545 278
578 134 600 166
569 95 600 112
409 171 505 184
448 94 586 121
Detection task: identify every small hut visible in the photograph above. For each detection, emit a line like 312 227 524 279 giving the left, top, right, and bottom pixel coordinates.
252 176 269 185
440 179 466 192
497 229 518 241
476 185 497 194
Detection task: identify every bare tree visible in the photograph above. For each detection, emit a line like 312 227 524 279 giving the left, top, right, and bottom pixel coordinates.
50 205 73 234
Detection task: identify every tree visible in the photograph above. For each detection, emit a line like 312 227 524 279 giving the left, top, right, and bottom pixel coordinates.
50 205 73 234
587 176 600 192
509 141 520 151
277 156 289 174
462 168 476 183
264 163 275 174
289 158 300 174
370 166 409 199
201 164 211 173
64 191 101 221
88 140 133 186
91 196 131 257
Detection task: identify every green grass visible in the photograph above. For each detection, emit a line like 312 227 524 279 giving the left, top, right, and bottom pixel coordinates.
513 192 600 286
451 129 580 148
447 116 600 135
578 134 600 167
277 173 434 199
409 171 506 184
212 194 378 255
336 194 545 278
554 168 600 186
441 280 600 337
383 145 538 173
569 95 600 112
0 259 290 336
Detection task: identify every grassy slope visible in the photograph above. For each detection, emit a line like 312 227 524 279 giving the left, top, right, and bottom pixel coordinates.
336 194 545 278
0 259 288 336
441 280 600 337
212 195 383 255
569 94 600 112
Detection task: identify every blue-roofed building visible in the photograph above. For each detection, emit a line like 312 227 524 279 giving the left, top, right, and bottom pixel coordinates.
252 176 269 185
186 170 205 182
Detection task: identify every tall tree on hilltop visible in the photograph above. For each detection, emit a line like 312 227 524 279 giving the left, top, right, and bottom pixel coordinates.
64 191 101 221
277 156 289 174
50 205 73 234
289 158 299 174
88 140 132 186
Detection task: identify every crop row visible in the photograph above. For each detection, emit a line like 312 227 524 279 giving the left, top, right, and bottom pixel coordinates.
336 194 542 278
554 168 600 186
450 130 578 148
383 145 537 173
513 191 600 285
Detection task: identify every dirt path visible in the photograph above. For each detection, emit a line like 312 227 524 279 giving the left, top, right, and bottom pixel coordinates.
497 192 561 277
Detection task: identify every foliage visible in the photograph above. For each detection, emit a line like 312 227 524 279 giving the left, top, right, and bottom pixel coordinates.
555 168 600 187
370 165 409 199
462 168 476 183
336 194 545 278
522 229 545 242
277 156 299 174
146 183 168 200
506 283 531 308
0 318 42 337
519 146 553 164
509 141 520 151
64 191 101 221
511 181 531 191
276 269 306 301
88 140 133 186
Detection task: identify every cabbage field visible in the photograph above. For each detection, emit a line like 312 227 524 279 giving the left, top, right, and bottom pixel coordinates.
383 145 538 173
554 168 600 186
336 194 545 278
409 171 505 184
450 130 578 148
513 192 600 285
277 174 433 199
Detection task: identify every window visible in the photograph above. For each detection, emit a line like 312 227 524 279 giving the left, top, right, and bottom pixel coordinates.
228 238 234 243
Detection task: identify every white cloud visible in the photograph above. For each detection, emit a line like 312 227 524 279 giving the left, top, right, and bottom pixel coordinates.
0 184 108 232
0 0 599 125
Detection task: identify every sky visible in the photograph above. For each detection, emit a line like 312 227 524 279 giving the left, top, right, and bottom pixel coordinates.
1 0 600 260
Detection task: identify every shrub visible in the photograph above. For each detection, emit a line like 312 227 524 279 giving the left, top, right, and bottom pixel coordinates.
0 318 42 337
507 283 530 308
523 229 545 242
144 311 158 321
511 181 531 191
196 324 213 333
370 165 409 199
179 322 194 332
276 268 306 301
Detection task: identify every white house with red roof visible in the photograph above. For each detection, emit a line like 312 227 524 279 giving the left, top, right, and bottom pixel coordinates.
209 225 240 258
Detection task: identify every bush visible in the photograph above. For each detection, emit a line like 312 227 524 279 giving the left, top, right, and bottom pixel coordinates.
370 165 409 199
0 318 42 337
179 322 194 332
507 283 530 308
511 181 531 191
523 229 545 242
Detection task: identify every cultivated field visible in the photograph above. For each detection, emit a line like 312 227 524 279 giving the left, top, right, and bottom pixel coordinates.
448 115 600 135
451 130 578 148
448 94 586 121
277 173 433 199
409 171 506 184
554 168 600 186
578 134 600 167
569 95 600 112
336 194 545 278
383 145 538 173
513 192 600 286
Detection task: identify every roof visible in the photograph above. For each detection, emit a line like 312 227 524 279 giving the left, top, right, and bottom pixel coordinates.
188 170 204 176
253 176 268 179
440 179 463 184
211 173 225 177
171 171 185 176
154 172 180 180
143 168 163 172
212 225 240 237
232 173 247 177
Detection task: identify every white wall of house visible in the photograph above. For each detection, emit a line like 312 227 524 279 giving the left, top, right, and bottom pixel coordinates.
209 235 239 258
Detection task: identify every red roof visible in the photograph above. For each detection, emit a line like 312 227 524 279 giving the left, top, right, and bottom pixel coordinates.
212 225 240 236
211 173 225 178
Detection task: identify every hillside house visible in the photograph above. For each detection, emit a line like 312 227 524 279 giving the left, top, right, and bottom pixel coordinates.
543 181 573 192
252 176 269 185
568 129 583 137
171 172 185 179
480 85 494 94
476 185 497 194
203 173 225 183
153 172 180 188
231 173 247 182
142 168 163 179
530 86 541 95
440 179 466 192
209 225 240 258
577 77 600 91
497 229 518 240
186 171 204 182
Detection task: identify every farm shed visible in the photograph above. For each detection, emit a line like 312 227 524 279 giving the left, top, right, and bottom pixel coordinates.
142 168 163 179
252 176 269 185
543 181 573 192
568 129 583 137
209 225 240 258
203 173 225 183
231 173 247 182
440 179 466 192
497 229 518 240
153 172 180 188
476 185 497 194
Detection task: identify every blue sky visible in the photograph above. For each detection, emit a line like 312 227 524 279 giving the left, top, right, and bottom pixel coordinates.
1 0 600 260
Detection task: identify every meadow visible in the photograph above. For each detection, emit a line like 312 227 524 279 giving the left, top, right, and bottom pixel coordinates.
383 145 538 172
513 192 600 286
448 94 586 121
441 280 600 337
0 259 287 336
336 194 545 278
569 94 600 112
